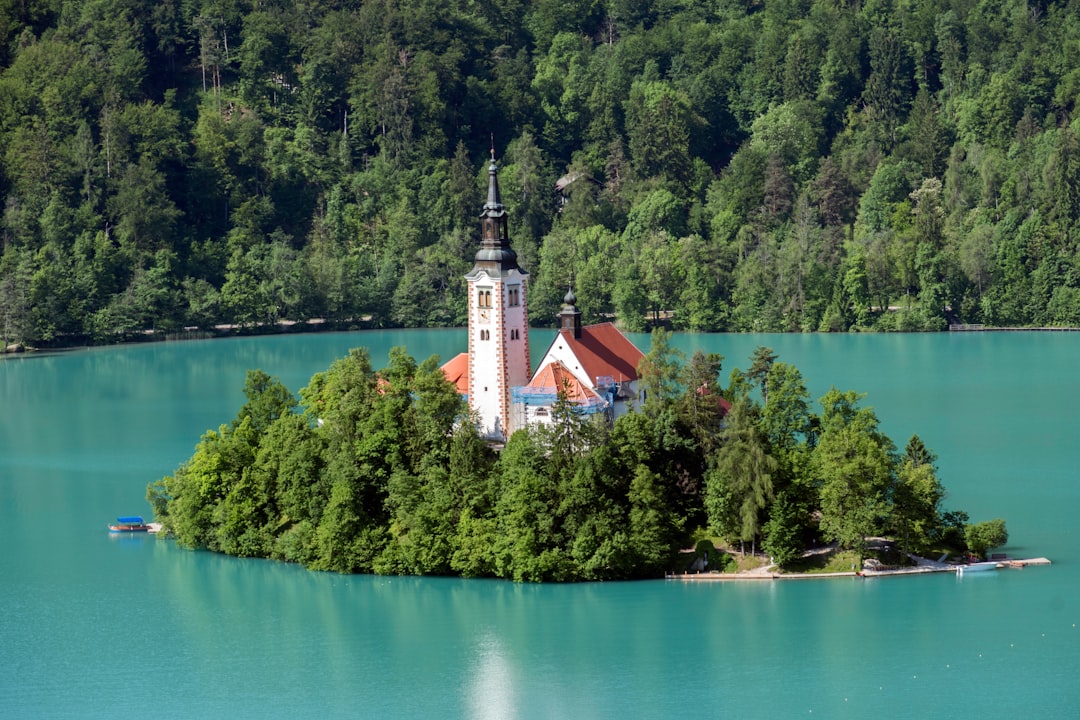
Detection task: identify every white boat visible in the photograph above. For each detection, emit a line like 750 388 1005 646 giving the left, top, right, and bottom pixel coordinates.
957 561 999 575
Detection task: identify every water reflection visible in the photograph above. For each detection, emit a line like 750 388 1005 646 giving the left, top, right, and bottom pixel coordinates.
467 631 517 720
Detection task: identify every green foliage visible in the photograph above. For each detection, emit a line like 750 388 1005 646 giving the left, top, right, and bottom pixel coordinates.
627 463 680 576
890 435 945 556
0 2 1078 344
151 338 998 580
637 327 684 413
813 389 895 558
235 369 297 435
492 429 569 582
676 350 725 452
761 490 805 567
965 519 1009 559
706 396 776 550
760 361 813 451
783 549 862 575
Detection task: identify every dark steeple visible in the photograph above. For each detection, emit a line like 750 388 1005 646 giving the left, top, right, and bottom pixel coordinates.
471 150 522 278
559 285 582 338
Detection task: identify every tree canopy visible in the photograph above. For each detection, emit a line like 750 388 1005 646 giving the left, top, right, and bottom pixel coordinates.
149 342 1003 579
6 0 1080 348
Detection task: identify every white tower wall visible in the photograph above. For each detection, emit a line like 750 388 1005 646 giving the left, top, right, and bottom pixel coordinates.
465 156 530 441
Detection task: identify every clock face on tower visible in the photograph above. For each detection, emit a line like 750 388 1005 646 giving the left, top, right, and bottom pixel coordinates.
479 310 490 322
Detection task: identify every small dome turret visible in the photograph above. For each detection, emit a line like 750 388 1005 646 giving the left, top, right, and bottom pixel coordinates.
559 284 582 338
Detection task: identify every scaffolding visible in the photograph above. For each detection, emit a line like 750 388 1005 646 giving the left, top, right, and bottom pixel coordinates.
511 385 609 414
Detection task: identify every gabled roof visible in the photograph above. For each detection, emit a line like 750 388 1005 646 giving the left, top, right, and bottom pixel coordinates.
554 322 645 384
695 383 733 414
441 352 470 395
526 359 604 404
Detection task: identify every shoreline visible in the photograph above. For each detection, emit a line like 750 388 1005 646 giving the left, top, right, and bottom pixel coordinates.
667 556 1052 582
7 322 1080 356
0 318 379 356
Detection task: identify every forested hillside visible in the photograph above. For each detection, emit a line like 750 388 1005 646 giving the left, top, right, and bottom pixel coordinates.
3 0 1080 346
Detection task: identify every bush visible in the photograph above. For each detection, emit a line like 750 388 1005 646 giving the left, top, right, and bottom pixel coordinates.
939 510 969 549
272 521 317 565
964 519 1008 559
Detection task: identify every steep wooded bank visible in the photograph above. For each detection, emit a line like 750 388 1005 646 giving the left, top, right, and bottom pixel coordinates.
3 0 1080 346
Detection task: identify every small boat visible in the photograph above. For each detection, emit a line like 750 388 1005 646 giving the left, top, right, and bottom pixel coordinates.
957 561 999 575
108 516 150 533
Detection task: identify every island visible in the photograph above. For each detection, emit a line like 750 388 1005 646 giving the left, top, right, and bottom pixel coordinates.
147 339 1022 582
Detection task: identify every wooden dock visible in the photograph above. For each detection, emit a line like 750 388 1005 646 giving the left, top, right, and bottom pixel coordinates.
1002 557 1051 568
667 557 1051 582
950 324 1080 332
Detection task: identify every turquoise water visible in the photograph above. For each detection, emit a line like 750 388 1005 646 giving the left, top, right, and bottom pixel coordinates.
2 330 1078 719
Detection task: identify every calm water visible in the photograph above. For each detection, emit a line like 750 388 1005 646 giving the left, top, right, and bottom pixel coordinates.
2 330 1078 719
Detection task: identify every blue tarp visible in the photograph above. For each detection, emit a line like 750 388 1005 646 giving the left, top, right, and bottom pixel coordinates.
116 516 144 524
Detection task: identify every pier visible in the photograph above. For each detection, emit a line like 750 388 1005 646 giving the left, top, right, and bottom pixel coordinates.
950 324 1080 332
667 557 1051 581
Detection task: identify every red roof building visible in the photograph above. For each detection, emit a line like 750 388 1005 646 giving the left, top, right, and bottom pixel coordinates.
437 152 645 437
441 352 470 396
509 289 645 428
444 289 647 432
544 322 644 387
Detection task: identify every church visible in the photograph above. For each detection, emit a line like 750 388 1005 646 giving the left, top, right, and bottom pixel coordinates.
441 153 645 441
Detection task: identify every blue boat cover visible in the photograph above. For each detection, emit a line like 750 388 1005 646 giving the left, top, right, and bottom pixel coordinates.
116 516 144 524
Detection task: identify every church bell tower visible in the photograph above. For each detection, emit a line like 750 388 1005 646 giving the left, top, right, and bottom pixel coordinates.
465 151 530 440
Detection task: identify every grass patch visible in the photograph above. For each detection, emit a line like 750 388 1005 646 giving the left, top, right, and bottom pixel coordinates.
780 549 862 574
733 553 769 573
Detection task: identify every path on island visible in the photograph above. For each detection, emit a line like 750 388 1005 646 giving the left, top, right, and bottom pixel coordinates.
672 538 1051 582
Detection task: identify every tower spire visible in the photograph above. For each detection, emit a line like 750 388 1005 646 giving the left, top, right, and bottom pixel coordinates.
474 153 518 276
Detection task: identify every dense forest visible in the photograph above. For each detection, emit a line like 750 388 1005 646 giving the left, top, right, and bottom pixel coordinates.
148 338 1005 580
3 0 1080 347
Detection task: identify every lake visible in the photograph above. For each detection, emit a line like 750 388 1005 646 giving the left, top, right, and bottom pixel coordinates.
2 329 1078 719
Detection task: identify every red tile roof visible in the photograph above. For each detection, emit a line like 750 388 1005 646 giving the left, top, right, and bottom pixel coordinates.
695 383 732 414
440 322 643 400
556 323 644 384
440 352 470 395
526 359 603 403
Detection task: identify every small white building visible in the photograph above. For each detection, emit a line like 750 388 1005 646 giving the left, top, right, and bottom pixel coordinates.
511 289 643 429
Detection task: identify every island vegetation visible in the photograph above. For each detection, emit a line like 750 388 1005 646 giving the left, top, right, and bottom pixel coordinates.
147 335 1008 580
5 0 1080 351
